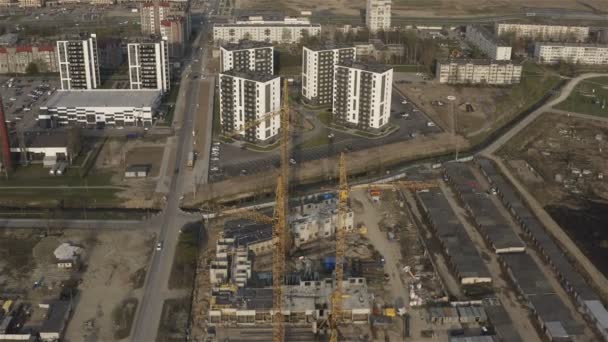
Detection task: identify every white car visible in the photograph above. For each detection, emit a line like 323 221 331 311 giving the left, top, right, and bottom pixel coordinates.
401 100 408 104
156 241 163 251
427 122 436 127
210 166 219 172
211 157 219 161
289 158 297 165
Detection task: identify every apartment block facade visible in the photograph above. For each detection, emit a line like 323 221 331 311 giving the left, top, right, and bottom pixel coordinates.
333 62 392 130
218 71 281 143
436 59 522 85
213 16 321 45
56 34 101 90
534 42 608 65
128 38 170 93
0 45 58 74
496 23 589 42
141 2 190 58
466 25 512 61
219 41 274 74
366 0 391 32
18 0 43 7
301 45 355 105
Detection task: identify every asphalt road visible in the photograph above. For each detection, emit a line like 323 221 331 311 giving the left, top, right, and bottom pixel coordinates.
129 20 210 342
209 88 442 181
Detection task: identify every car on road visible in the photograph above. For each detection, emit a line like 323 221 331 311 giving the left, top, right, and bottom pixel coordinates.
156 241 163 251
289 158 297 165
401 113 410 119
401 100 408 104
210 166 219 172
328 133 335 140
427 122 436 127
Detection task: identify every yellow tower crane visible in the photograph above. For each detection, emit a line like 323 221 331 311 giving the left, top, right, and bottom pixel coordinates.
272 79 291 342
330 152 349 342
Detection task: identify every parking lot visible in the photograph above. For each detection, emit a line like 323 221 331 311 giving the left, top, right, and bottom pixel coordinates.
0 76 59 130
207 88 442 182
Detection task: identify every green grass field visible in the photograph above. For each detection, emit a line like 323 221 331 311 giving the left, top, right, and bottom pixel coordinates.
555 77 608 117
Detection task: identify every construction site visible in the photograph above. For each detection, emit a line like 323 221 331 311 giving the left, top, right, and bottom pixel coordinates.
187 80 608 342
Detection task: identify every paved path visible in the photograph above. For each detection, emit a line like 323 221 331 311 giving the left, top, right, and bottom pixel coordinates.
0 218 146 229
483 73 608 155
551 108 608 124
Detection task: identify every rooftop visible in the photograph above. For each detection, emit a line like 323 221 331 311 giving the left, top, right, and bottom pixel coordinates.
304 43 355 52
336 61 393 73
42 90 161 108
219 70 280 82
10 131 68 149
221 40 273 51
224 219 272 247
535 42 608 48
0 33 19 46
438 58 522 66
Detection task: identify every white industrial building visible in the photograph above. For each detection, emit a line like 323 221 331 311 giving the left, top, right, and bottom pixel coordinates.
213 16 321 45
496 23 589 42
218 70 281 143
366 0 391 32
534 42 608 65
56 33 101 90
466 25 512 61
127 38 170 93
436 59 522 85
219 41 274 75
39 90 161 128
301 45 356 105
333 62 393 130
291 195 355 247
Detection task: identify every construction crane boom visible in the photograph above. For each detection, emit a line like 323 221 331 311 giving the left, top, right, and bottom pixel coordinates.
273 79 290 342
330 152 349 342
222 108 281 139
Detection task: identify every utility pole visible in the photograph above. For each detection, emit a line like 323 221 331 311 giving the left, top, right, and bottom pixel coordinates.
447 95 458 161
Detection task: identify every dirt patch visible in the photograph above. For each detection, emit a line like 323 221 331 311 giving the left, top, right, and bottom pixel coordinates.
157 297 191 342
111 297 139 340
126 146 164 178
65 230 155 342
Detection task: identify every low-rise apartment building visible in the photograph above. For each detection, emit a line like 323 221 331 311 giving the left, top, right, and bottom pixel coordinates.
466 25 512 61
436 59 522 85
496 23 589 42
291 194 354 247
0 45 57 74
534 42 608 65
213 16 321 45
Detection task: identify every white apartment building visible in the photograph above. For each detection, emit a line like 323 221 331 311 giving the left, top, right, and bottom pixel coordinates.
301 45 356 105
220 41 274 75
436 59 522 85
18 0 43 7
496 23 589 42
39 90 161 128
366 0 391 32
218 71 281 143
291 196 354 247
56 34 101 90
127 38 170 93
333 62 392 130
466 25 512 61
534 42 608 65
213 16 321 45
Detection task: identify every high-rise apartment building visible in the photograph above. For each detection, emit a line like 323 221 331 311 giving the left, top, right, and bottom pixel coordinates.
220 41 274 74
141 2 170 35
218 71 281 143
332 62 392 130
366 0 391 32
128 38 170 93
56 34 101 90
301 44 355 105
466 25 512 61
141 2 190 58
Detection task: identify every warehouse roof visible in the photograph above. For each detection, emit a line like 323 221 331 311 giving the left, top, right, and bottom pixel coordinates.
42 90 161 108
